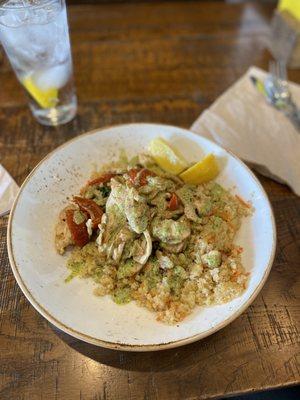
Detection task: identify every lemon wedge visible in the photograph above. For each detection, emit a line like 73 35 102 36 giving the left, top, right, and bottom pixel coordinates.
22 76 58 109
179 153 219 184
149 138 188 174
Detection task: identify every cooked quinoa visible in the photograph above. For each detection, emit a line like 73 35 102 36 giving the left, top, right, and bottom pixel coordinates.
55 151 251 324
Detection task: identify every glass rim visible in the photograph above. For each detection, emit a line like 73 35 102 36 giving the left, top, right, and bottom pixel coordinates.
0 0 61 11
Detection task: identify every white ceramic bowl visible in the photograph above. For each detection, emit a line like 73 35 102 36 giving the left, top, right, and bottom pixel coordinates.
8 123 276 351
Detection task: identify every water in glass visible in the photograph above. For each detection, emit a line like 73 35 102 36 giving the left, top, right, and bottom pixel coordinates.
0 0 77 126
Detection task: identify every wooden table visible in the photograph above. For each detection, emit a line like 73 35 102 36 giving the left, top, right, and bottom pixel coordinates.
0 1 299 399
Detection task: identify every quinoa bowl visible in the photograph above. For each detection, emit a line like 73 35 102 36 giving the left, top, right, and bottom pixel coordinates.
7 123 276 351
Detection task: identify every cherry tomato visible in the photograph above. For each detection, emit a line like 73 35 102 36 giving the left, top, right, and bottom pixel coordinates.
168 193 180 211
88 173 116 186
66 209 89 247
128 168 155 186
139 168 155 185
73 197 103 229
128 168 140 184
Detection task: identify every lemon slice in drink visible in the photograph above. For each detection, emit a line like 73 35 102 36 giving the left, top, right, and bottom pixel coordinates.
149 138 188 174
22 76 58 109
179 154 219 184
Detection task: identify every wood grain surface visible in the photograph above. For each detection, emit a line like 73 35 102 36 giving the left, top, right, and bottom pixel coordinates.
0 1 299 399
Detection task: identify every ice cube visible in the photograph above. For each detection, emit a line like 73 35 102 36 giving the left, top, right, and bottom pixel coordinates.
0 2 71 81
52 40 70 64
31 9 49 25
0 8 29 28
33 62 71 90
2 21 59 67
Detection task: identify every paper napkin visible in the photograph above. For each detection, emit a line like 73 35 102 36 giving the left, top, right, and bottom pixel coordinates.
0 164 19 216
191 66 300 195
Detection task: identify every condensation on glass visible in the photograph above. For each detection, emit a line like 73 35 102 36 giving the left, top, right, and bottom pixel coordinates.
0 0 77 126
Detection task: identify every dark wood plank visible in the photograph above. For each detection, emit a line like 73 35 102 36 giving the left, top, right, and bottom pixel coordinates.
0 1 299 400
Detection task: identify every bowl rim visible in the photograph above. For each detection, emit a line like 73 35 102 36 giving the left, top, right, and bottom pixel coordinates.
7 122 277 352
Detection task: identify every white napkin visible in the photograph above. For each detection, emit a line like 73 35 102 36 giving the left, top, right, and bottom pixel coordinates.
191 66 300 195
0 165 19 216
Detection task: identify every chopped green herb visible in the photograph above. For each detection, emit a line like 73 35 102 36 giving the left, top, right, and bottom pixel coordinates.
99 186 111 197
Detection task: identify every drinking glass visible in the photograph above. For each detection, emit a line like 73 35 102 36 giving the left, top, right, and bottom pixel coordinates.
0 0 77 126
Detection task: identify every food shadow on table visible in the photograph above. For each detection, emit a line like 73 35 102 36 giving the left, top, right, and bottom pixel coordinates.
51 324 218 372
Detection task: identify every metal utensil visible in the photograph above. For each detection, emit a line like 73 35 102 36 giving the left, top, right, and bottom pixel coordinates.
264 60 300 131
